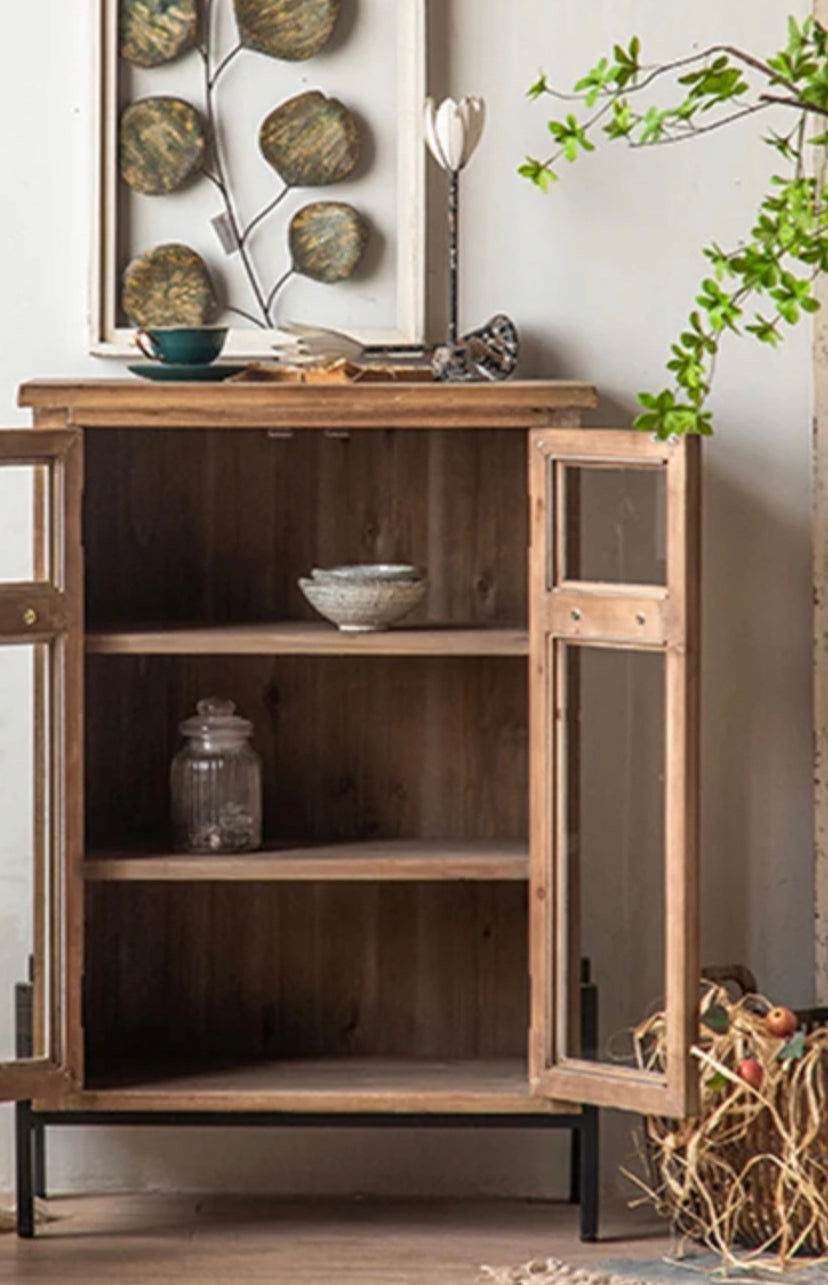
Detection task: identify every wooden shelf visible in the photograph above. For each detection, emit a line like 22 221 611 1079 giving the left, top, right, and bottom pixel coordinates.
67 1057 574 1115
85 623 529 657
84 840 530 883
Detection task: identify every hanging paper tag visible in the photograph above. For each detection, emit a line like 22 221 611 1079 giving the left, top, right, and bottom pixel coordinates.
212 212 239 255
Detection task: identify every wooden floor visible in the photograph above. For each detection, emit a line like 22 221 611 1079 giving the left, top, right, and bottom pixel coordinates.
0 1195 673 1284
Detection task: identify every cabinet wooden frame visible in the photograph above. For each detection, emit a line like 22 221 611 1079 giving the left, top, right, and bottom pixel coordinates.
89 0 426 357
0 430 83 1102
3 382 700 1122
528 429 701 1117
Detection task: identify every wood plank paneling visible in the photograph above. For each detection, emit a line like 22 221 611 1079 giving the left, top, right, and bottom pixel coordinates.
83 882 529 1066
83 429 528 630
84 655 528 849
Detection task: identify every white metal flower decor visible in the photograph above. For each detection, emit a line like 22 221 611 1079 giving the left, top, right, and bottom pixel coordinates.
424 97 486 347
424 96 518 381
424 96 486 178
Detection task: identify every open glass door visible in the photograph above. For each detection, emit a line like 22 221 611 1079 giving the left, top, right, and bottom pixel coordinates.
529 429 701 1117
0 430 82 1100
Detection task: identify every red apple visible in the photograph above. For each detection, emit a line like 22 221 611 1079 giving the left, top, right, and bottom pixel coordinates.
737 1057 764 1090
765 1006 798 1039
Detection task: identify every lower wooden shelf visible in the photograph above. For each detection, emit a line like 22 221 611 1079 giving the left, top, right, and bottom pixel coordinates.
64 1057 574 1115
84 839 530 882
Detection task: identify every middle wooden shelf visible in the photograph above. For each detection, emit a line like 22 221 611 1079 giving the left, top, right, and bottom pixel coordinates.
85 624 530 658
84 838 531 883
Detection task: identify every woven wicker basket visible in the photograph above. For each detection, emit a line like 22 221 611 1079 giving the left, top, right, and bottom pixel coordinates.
640 969 828 1260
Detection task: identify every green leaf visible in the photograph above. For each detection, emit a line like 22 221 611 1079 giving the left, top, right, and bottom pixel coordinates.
706 1072 728 1092
528 71 549 101
702 1003 730 1035
764 131 799 162
518 158 558 193
640 105 665 143
779 1030 806 1061
746 315 784 347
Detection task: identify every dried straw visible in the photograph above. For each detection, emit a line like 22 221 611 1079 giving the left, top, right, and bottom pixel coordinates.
627 986 828 1273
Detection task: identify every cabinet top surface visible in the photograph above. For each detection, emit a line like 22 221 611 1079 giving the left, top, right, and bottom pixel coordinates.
18 378 597 429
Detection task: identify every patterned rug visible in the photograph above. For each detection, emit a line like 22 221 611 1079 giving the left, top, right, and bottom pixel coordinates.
480 1254 828 1284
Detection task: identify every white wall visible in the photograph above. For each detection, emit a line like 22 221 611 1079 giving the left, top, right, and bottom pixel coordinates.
0 0 814 1199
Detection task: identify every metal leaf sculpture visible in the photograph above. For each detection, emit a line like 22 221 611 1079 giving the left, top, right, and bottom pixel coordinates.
289 202 368 282
120 97 206 195
260 92 359 187
234 0 341 61
118 0 372 330
120 0 198 68
122 243 218 327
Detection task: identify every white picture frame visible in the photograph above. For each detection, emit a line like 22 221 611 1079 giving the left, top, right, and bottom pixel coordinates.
89 0 426 358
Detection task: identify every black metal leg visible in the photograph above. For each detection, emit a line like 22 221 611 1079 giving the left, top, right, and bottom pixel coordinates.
575 958 600 1239
579 1105 599 1243
33 1122 46 1199
16 1102 35 1239
569 1124 580 1204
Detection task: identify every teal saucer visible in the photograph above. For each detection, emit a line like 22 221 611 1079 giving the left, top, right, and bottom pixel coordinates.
128 362 247 382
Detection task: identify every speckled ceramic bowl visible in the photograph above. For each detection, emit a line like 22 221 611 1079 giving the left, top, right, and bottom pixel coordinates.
298 574 427 631
310 563 423 584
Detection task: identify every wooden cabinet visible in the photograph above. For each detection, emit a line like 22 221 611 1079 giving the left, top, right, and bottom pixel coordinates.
1 380 700 1127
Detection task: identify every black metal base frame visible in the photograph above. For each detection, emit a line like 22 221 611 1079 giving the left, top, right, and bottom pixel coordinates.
13 971 600 1242
15 1102 599 1242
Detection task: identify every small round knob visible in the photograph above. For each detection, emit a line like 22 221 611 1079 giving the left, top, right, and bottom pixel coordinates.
22 608 37 627
571 608 582 623
635 612 647 626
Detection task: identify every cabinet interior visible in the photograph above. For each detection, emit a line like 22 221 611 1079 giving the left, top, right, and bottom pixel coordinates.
84 882 528 1072
81 426 531 1087
83 427 528 629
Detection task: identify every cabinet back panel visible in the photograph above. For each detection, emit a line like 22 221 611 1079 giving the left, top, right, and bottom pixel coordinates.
85 655 528 847
84 882 528 1062
84 429 527 628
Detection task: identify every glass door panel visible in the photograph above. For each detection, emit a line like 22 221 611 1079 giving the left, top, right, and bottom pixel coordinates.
0 431 81 1101
558 643 666 1071
529 429 700 1118
562 464 666 586
0 642 53 1061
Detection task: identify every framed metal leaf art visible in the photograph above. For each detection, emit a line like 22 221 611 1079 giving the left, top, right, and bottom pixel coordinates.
91 0 426 356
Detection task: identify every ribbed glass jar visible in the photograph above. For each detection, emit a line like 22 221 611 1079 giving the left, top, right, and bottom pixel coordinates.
170 698 262 853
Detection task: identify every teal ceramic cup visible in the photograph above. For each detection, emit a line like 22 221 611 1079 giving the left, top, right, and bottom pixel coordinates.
136 326 229 366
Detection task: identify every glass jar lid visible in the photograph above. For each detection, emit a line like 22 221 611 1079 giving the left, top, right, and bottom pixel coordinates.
179 697 253 740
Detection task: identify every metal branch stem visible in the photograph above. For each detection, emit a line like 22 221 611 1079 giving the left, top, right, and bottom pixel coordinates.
199 7 270 327
242 186 291 245
210 42 243 88
266 268 295 322
448 170 459 346
227 304 267 328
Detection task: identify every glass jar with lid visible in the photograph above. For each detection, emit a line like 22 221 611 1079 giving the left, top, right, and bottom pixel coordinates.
171 697 262 853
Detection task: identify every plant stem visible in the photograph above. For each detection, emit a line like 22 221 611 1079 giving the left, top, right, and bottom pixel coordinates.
759 92 828 120
628 101 772 147
200 5 270 327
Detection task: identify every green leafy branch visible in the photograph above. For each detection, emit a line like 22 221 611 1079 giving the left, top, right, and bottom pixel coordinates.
522 16 828 436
